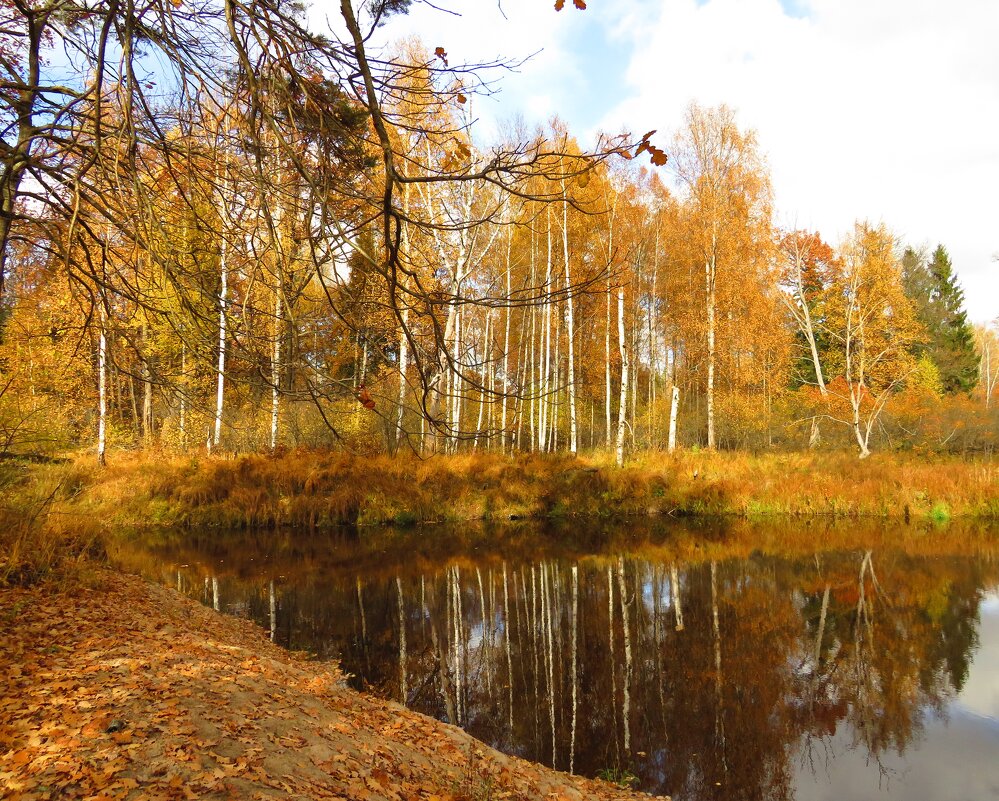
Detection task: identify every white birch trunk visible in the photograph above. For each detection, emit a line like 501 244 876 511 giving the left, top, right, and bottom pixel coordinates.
269 194 285 452
668 385 680 452
213 176 229 451
605 277 612 446
540 213 553 452
179 342 187 449
397 307 409 444
561 183 577 454
706 249 717 450
501 233 512 452
98 304 107 466
616 287 629 467
452 307 462 452
474 311 491 448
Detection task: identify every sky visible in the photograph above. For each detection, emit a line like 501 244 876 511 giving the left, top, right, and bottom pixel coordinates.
311 0 999 323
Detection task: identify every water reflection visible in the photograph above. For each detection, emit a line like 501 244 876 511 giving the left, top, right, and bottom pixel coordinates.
120 523 999 800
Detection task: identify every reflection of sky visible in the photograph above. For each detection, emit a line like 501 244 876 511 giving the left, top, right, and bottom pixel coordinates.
793 592 999 801
793 714 999 801
957 592 999 720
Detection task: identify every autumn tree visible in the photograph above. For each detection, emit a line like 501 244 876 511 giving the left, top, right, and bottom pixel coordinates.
670 103 773 449
975 321 999 409
824 222 923 458
777 230 838 446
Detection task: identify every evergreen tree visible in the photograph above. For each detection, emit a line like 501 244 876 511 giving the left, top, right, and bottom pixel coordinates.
902 244 979 393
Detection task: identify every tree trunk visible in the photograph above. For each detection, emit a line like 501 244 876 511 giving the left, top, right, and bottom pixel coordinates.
616 287 629 467
213 176 229 451
179 342 187 450
540 212 553 452
706 252 717 450
270 204 284 452
668 385 680 452
561 183 578 454
397 307 409 448
142 322 153 445
605 276 612 447
474 311 491 448
501 231 512 451
97 305 108 466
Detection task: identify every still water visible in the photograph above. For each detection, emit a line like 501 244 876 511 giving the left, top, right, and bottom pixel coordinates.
117 520 999 800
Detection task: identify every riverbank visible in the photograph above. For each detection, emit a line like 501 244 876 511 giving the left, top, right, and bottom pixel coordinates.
7 448 999 530
2 448 997 586
0 567 663 801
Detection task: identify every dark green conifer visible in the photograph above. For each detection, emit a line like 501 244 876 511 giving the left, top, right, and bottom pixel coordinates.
902 244 978 393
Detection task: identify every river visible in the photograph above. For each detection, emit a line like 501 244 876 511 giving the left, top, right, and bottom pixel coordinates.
114 518 999 800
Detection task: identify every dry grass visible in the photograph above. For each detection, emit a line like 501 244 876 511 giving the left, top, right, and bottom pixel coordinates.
11 448 999 538
0 463 105 587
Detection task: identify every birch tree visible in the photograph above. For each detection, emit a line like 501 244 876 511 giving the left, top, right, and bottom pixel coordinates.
671 104 771 449
826 222 922 458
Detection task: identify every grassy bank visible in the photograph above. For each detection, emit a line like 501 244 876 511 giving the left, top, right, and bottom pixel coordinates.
4 448 997 539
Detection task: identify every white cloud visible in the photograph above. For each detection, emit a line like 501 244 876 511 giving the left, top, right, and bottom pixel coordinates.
600 0 999 321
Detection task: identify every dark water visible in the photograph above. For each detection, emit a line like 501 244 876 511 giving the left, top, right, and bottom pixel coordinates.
116 521 999 800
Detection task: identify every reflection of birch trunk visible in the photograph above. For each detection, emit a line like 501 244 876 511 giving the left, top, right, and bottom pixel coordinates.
815 584 830 668
427 589 458 725
652 567 667 725
476 567 490 695
607 565 618 758
541 562 556 767
854 552 874 743
450 566 464 725
397 576 407 705
617 557 632 754
530 565 540 751
357 578 369 671
269 580 277 643
570 564 578 774
503 562 514 733
671 563 684 631
421 575 427 638
488 569 497 696
711 561 727 776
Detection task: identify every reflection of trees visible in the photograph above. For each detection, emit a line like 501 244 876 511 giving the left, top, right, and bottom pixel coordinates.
143 538 994 801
